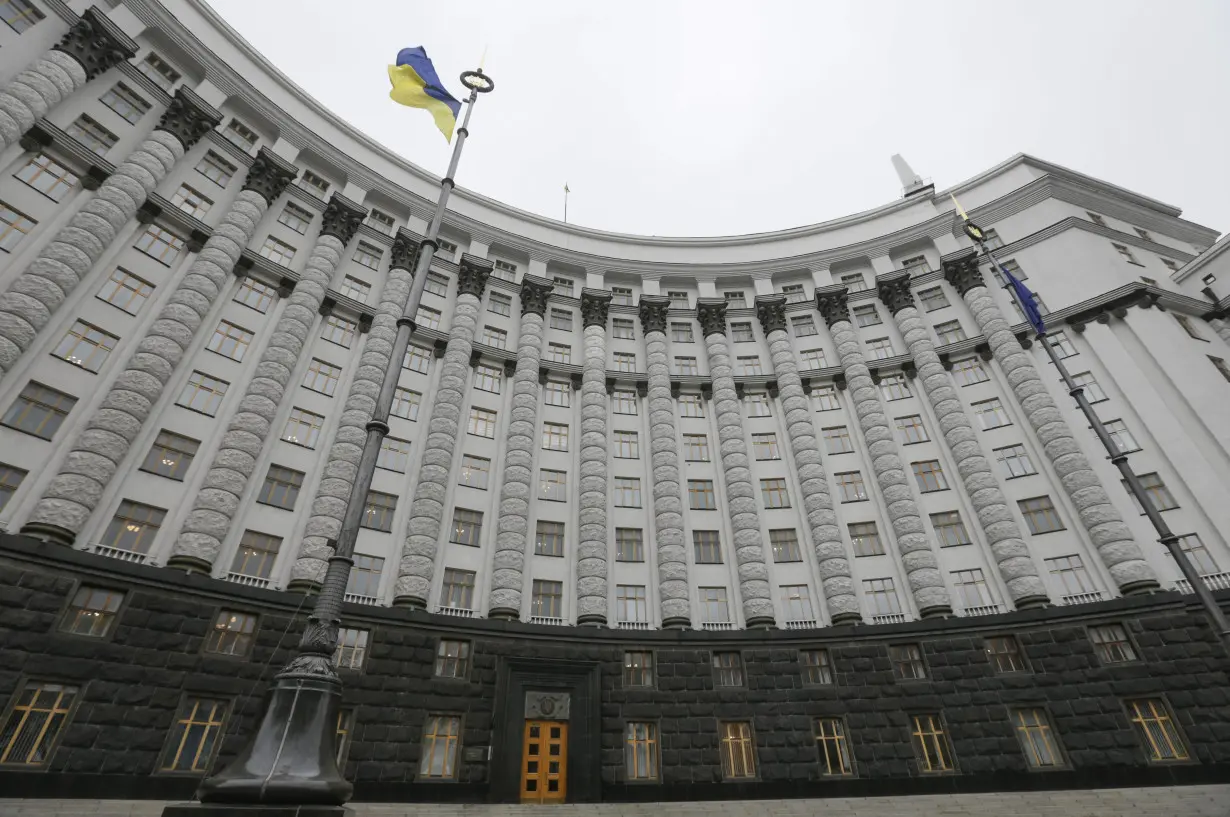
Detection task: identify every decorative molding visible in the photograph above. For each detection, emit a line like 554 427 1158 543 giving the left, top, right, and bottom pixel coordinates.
877 272 914 315
754 294 788 335
638 295 670 335
457 254 493 299
154 88 223 151
51 6 137 81
942 253 986 296
696 298 728 337
520 275 553 317
241 146 298 205
318 194 367 244
581 288 613 328
814 286 851 328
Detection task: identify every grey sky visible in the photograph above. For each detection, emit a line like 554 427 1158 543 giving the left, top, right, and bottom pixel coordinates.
207 0 1229 239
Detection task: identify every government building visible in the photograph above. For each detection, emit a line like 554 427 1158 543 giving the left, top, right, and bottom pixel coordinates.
0 0 1229 813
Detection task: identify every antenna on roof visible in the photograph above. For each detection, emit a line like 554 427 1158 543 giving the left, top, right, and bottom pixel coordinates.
891 154 933 198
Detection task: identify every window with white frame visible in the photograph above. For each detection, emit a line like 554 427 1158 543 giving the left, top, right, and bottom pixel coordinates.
467 407 497 438
995 444 1035 478
259 236 296 266
1046 554 1094 596
482 325 507 349
867 337 894 360
792 315 818 336
849 522 884 556
550 308 573 331
137 52 180 91
277 202 313 234
864 578 901 616
612 391 637 415
610 286 634 306
812 385 840 411
544 380 570 407
973 398 1011 429
678 394 705 417
853 304 881 327
952 357 989 385
918 286 948 311
352 243 382 272
459 455 490 489
322 316 357 348
781 283 807 303
539 469 567 501
542 422 569 451
474 364 502 394
675 356 698 375
391 388 421 421
896 414 928 444
668 291 689 308
839 272 867 292
934 320 966 344
745 393 771 417
671 322 694 343
613 352 635 372
546 343 571 364
339 275 372 302
170 184 212 219
724 291 747 309
223 118 259 152
1020 496 1064 534
931 511 971 547
737 356 763 375
614 477 642 507
612 318 635 339
880 373 910 401
488 291 511 316
800 348 826 369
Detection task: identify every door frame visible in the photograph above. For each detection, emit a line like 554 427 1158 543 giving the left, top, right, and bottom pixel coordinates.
491 656 600 803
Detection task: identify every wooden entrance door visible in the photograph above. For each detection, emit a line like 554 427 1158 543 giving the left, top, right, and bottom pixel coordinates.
521 719 567 803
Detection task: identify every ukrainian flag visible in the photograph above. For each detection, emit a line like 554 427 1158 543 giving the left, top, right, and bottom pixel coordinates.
388 47 462 142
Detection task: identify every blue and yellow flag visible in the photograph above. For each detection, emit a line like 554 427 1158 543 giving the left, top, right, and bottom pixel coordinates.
388 47 462 142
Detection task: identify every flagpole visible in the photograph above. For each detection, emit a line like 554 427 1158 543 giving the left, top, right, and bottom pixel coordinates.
193 67 496 810
564 183 570 223
962 221 1230 654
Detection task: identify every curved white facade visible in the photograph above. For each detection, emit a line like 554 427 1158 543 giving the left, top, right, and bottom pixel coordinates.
0 0 1228 630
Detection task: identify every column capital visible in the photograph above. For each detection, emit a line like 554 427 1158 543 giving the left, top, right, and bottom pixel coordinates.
942 252 986 295
638 295 670 335
52 7 137 82
877 272 915 315
581 288 613 328
155 88 222 152
520 274 553 317
696 298 728 337
457 254 493 299
241 147 298 205
814 285 851 328
319 193 367 244
754 294 788 335
389 229 420 272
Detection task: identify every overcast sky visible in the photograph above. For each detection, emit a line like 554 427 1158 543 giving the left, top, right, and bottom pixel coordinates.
206 0 1229 239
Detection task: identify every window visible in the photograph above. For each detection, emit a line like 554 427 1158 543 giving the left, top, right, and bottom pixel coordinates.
459 454 490 489
322 316 357 348
302 358 341 396
230 530 281 580
17 154 78 201
683 433 710 461
671 355 697 375
990 259 1027 287
911 460 948 492
813 385 840 411
849 522 884 556
910 714 954 773
610 286 634 306
399 346 431 376
980 228 1003 249
282 407 324 448
391 387 421 421
134 224 186 265
52 320 117 373
177 371 228 416
233 277 275 313
1071 371 1106 402
205 610 256 656
549 308 573 331
435 638 471 676
205 320 252 362
468 408 497 437
138 52 180 90
800 348 826 370
668 291 690 308
440 571 476 611
0 200 36 252
612 318 635 340
781 283 807 303
546 342 572 364
542 422 569 451
0 463 26 513
769 529 801 562
973 398 1011 430
1007 709 1063 769
1020 496 1063 534
195 151 236 186
689 479 716 510
616 585 647 622
751 432 780 460
366 209 395 235
761 478 790 508
416 306 442 330
361 491 397 532
300 170 330 198
864 577 901 616
377 437 411 473
474 364 502 394
934 320 966 345
792 315 818 336
258 236 296 266
625 722 659 781
996 444 1035 478
699 587 730 623
867 338 894 360
421 271 450 298
782 585 814 621
823 425 854 454
1046 555 1095 597
536 521 564 557
678 393 705 417
613 430 639 459
488 291 512 316
813 718 854 777
930 511 971 547
624 651 654 687
952 568 991 610
551 276 574 296
171 184 212 219
482 325 508 350
737 355 763 375
1113 243 1141 265
1 0 44 33
347 554 384 599
1175 534 1218 575
890 644 926 680
141 430 199 481
616 528 644 562
333 628 369 671
1127 699 1189 763
890 414 926 445
713 652 743 686
544 380 570 407
1047 331 1076 358
419 716 461 779
60 586 124 638
449 508 482 546
839 272 867 292
731 322 754 343
952 357 989 386
724 291 747 309
719 722 756 779
159 697 227 773
492 259 517 280
258 465 303 510
1104 419 1139 453
531 579 563 618
879 373 910 401
671 322 693 343
693 530 721 564
986 636 1027 674
1089 623 1137 664
835 471 867 503
853 304 881 327
66 114 117 156
3 382 75 440
801 649 833 685
340 275 373 302
918 286 949 311
1 681 77 767
220 118 258 151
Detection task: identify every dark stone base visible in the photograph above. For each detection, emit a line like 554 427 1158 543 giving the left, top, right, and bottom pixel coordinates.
162 805 352 817
165 554 214 573
16 521 74 547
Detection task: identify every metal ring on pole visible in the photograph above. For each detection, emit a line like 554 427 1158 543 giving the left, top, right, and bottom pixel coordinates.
461 69 495 93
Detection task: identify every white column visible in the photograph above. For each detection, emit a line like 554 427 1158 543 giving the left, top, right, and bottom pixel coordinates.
576 289 613 626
